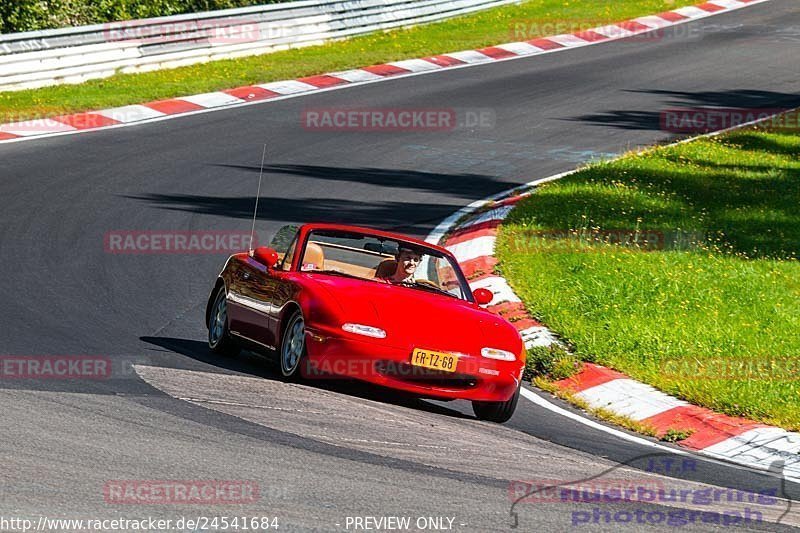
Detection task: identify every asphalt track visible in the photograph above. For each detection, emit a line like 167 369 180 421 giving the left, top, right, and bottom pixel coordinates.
2 1 800 530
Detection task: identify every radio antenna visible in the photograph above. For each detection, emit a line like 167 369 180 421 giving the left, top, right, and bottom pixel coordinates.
249 143 267 255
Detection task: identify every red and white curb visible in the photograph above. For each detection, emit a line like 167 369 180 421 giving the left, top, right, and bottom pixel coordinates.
0 0 770 144
427 173 800 483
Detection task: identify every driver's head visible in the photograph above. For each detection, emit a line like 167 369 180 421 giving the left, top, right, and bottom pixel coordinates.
394 245 422 279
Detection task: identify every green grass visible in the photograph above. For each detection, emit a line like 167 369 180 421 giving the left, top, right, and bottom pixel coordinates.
0 0 695 122
497 126 800 430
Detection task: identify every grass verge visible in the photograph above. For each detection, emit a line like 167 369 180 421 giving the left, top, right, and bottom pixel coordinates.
500 124 800 430
0 0 697 122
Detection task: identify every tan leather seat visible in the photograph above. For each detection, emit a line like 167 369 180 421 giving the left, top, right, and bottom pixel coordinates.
302 242 325 271
374 258 397 278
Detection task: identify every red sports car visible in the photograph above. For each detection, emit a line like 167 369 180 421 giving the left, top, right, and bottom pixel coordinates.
206 223 525 422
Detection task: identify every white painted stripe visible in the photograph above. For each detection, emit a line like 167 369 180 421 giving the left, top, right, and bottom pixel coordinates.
575 379 689 421
95 105 165 123
469 276 520 304
459 205 515 229
633 15 673 29
703 428 800 482
547 34 592 47
673 6 713 18
0 118 76 136
494 42 544 55
446 235 495 263
443 50 493 64
256 80 318 95
705 0 744 8
520 388 694 453
519 326 558 348
180 91 244 108
328 69 383 83
388 59 441 72
592 24 637 39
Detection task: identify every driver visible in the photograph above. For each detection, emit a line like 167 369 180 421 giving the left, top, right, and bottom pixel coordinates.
376 245 422 284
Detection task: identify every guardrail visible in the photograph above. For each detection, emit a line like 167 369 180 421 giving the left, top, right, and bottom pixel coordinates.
0 0 520 92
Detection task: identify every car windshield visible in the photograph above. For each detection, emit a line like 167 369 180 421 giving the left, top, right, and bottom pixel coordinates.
300 229 471 300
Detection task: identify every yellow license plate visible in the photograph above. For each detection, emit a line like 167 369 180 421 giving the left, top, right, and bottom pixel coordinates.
411 348 459 373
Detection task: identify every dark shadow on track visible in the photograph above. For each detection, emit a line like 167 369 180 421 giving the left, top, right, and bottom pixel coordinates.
213 164 512 200
123 194 461 233
569 89 800 131
140 336 473 420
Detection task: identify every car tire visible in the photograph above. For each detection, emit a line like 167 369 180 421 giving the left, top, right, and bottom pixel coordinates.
472 383 521 423
280 310 307 380
208 288 240 357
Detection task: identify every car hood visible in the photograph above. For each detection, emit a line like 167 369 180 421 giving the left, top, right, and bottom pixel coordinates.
307 275 522 354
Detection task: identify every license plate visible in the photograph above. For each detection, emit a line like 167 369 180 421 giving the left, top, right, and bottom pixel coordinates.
411 348 458 373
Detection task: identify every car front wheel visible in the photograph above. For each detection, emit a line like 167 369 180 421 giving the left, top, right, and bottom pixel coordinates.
472 383 521 423
280 311 307 379
208 288 240 357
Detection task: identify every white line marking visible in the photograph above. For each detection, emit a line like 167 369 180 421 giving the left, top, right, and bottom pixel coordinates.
95 104 165 123
0 118 76 136
0 0 773 145
388 59 441 72
518 326 558 348
633 15 674 29
547 34 593 47
520 387 692 454
469 275 520 303
592 24 637 39
674 5 716 18
706 0 746 8
494 42 545 55
446 235 496 263
575 379 689 421
256 80 318 95
328 69 383 83
180 91 244 108
703 428 800 483
443 50 493 64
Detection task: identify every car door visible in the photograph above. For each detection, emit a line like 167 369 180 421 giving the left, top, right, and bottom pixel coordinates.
227 257 280 349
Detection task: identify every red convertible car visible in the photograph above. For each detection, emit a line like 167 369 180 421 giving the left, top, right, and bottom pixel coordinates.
206 223 525 422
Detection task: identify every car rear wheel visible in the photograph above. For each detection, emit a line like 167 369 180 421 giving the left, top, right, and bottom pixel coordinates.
472 383 521 423
280 311 307 379
208 288 240 357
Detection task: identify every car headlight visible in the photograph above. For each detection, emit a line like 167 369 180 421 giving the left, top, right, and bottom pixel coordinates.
342 323 386 339
481 347 517 361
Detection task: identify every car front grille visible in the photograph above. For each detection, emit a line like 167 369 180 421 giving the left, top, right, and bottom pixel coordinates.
374 361 478 389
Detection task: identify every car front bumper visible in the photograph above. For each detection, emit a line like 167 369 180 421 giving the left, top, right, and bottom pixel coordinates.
303 326 523 402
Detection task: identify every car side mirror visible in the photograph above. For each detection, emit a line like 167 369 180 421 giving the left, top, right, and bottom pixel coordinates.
252 247 280 269
473 288 493 305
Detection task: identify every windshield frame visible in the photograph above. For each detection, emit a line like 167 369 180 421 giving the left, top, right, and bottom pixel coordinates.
294 227 475 303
